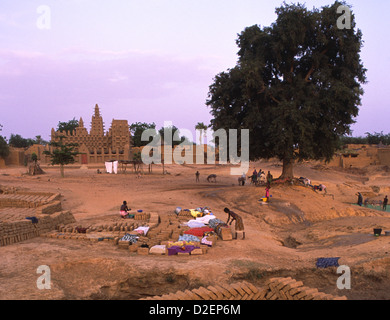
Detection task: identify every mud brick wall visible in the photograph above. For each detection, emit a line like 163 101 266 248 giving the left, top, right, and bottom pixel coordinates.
0 211 76 247
141 277 347 301
0 192 61 211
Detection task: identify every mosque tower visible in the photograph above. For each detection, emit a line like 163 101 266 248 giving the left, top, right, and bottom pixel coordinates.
90 104 105 137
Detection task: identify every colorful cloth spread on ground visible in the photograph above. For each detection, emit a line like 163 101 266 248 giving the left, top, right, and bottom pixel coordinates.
121 233 139 243
195 214 216 224
179 234 201 242
149 245 166 254
184 227 214 237
208 218 226 229
316 257 340 268
201 236 213 247
167 245 200 255
166 240 200 255
186 220 206 228
134 226 149 236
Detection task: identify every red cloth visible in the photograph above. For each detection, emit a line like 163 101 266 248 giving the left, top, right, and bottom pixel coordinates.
184 227 214 237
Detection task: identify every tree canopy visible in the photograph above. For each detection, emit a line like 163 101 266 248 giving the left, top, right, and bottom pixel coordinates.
129 122 157 147
206 1 366 179
43 137 80 177
57 118 79 135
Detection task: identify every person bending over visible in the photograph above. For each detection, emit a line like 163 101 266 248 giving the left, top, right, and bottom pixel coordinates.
224 207 245 240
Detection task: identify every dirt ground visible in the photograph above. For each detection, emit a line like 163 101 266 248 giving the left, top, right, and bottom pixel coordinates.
1 159 390 300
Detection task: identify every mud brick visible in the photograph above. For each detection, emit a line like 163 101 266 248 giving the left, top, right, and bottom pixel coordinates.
137 247 149 255
219 227 233 240
296 288 318 300
285 280 304 294
220 283 239 297
230 283 246 296
213 285 232 299
265 290 278 300
240 293 249 300
207 286 224 300
277 289 288 300
255 288 269 300
333 295 348 300
236 282 254 295
184 289 202 300
177 252 190 256
190 248 203 255
200 286 218 300
175 291 191 300
242 281 260 294
128 245 138 252
285 290 294 300
276 277 295 290
192 288 210 300
265 277 283 287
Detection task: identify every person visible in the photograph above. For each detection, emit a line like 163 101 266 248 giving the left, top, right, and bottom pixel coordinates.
265 186 270 201
266 171 273 187
224 207 245 240
120 200 130 218
319 184 327 194
383 196 388 211
357 192 363 206
195 171 200 182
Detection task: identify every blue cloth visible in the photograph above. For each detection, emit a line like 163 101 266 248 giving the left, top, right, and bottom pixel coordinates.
26 217 38 224
178 234 200 242
316 257 340 268
208 218 225 229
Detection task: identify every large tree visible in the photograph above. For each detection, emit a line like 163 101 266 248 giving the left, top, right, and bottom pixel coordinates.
206 1 366 179
43 137 80 178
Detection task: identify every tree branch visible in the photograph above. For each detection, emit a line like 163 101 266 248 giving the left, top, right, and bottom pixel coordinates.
304 48 329 83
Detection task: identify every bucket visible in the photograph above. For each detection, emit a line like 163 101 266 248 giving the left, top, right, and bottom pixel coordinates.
373 228 382 236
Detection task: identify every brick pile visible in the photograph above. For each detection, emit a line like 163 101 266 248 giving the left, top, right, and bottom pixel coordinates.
0 187 75 247
141 277 347 300
0 211 76 246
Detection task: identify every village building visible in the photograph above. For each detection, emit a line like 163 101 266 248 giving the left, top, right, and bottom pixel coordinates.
45 104 132 165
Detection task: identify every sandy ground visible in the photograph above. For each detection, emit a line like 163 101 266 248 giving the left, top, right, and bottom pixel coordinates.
1 159 390 300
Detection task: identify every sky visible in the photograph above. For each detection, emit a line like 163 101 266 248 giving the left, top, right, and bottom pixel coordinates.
0 0 389 142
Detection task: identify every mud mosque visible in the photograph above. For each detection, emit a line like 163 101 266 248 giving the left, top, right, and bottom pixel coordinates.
47 104 132 165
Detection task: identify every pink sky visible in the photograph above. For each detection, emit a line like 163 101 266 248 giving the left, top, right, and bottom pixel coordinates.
0 0 389 142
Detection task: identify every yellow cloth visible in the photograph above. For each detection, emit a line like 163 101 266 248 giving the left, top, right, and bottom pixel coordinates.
190 209 203 218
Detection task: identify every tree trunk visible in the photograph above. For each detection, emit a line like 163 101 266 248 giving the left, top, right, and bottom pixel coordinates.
279 158 294 180
60 164 65 178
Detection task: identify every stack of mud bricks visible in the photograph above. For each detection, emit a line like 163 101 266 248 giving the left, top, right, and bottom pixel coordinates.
133 212 150 221
0 211 75 246
262 277 347 300
141 281 267 300
141 277 347 300
0 191 61 211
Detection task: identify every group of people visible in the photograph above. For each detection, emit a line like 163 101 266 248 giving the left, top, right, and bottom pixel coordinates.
357 193 388 211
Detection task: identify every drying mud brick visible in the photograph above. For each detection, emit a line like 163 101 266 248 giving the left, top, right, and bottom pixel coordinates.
219 226 233 240
190 248 203 255
137 247 149 255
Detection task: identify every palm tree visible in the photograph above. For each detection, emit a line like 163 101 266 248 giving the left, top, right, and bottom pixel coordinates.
195 122 208 146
